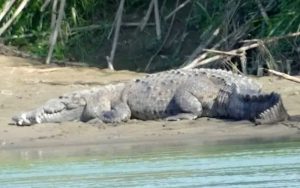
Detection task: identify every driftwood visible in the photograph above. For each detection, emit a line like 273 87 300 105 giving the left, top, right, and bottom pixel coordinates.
267 69 300 84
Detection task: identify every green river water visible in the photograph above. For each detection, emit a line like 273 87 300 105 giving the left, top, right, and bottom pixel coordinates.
0 140 300 188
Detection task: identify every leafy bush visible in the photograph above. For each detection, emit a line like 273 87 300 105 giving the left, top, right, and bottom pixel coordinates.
0 0 299 73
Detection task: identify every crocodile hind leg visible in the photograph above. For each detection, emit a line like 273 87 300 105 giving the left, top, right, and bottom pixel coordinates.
165 90 203 121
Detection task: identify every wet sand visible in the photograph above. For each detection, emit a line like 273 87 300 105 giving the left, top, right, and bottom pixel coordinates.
0 55 299 152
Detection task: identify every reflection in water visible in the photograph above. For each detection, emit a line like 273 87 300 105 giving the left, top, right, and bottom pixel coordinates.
0 141 300 187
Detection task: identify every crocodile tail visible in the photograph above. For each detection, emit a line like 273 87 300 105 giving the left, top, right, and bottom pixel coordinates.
221 84 289 124
253 92 289 124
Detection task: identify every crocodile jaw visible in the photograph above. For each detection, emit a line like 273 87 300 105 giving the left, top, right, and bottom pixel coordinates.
12 113 34 126
12 96 86 126
12 106 85 126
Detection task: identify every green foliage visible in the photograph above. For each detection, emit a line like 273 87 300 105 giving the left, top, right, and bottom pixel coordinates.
0 0 299 73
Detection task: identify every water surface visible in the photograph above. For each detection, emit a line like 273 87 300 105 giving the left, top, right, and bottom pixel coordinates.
0 141 300 187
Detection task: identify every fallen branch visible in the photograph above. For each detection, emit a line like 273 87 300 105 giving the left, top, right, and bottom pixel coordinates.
182 15 254 69
183 30 300 70
242 32 300 43
182 43 259 69
203 48 242 56
266 69 300 84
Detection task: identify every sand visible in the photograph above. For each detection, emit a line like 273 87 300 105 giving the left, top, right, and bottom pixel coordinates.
0 55 299 153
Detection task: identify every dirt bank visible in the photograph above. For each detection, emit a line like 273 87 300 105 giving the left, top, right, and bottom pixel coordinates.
0 55 299 152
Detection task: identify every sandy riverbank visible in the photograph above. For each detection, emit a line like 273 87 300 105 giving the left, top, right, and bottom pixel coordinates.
0 55 299 152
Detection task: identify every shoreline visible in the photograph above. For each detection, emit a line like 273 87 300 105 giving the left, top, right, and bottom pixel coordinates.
0 55 299 154
1 119 299 153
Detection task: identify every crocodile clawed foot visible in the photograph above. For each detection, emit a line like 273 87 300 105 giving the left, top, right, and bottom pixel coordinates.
165 113 198 121
86 118 104 124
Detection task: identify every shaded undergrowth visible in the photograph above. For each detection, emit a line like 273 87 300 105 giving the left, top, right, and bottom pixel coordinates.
0 0 299 74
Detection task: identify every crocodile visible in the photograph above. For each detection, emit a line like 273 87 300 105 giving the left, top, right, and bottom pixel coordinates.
12 69 289 126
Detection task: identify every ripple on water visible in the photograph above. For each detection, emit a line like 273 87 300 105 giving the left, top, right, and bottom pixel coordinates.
0 141 300 188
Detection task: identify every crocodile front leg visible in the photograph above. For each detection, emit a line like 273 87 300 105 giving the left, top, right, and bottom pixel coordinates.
98 102 131 123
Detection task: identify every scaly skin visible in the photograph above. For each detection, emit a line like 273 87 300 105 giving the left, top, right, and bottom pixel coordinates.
12 83 127 125
12 69 289 125
124 69 288 124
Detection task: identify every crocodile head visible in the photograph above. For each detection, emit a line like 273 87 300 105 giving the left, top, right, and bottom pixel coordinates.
12 94 86 126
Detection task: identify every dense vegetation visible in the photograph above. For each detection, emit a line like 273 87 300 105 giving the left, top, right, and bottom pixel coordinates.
0 0 299 74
